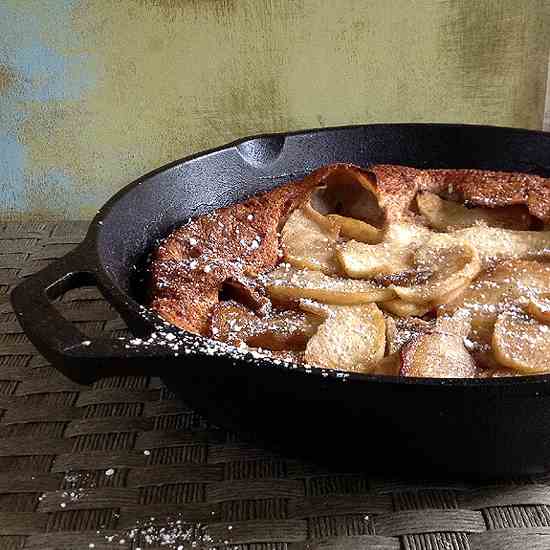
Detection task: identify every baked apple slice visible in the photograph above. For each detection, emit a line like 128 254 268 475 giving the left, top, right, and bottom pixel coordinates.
209 301 320 351
337 222 432 278
379 299 432 317
492 310 550 374
440 260 550 351
310 167 385 227
400 311 477 378
297 298 332 317
385 315 433 355
372 353 401 376
246 312 321 351
304 303 386 372
476 366 524 378
326 214 382 243
417 192 532 231
431 281 469 307
526 293 550 323
449 227 550 267
263 264 395 305
281 205 341 274
221 275 271 313
391 240 481 304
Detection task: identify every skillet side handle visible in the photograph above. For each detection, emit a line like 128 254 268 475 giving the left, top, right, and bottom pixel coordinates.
12 248 181 385
10 248 104 383
12 246 152 385
11 249 97 353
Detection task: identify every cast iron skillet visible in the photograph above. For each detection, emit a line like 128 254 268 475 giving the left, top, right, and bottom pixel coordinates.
11 124 550 477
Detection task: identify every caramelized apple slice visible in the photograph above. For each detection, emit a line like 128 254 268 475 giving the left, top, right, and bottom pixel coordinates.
304 303 386 372
209 301 257 343
209 301 320 351
417 192 532 231
310 168 385 227
392 241 481 304
263 264 395 305
431 281 469 307
384 314 397 354
281 205 340 274
221 275 271 313
400 311 477 378
297 298 332 317
476 366 524 378
337 222 432 278
526 293 550 323
246 313 321 351
469 347 502 370
440 260 550 351
493 311 550 374
337 240 411 279
449 227 550 267
326 214 382 243
379 299 432 317
372 353 401 376
385 315 433 355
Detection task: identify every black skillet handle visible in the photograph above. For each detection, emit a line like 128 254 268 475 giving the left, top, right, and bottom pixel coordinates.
10 246 173 384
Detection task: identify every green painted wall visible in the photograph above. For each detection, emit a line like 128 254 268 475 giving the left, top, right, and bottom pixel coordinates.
1 0 549 220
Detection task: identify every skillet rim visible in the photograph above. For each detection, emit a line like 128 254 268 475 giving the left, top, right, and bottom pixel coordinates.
87 122 550 390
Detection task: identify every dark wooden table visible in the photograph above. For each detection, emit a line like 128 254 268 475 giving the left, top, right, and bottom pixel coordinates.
1 221 550 549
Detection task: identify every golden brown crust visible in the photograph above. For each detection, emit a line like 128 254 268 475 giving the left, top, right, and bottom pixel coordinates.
423 168 550 222
527 182 550 223
149 162 550 335
149 165 344 333
366 164 426 220
366 165 550 223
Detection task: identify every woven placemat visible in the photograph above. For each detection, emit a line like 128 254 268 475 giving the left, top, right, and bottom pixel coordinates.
2 221 550 550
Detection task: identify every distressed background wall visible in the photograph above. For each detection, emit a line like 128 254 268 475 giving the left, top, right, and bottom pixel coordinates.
1 0 549 220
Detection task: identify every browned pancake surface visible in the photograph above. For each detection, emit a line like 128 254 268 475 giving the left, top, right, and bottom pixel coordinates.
149 163 550 334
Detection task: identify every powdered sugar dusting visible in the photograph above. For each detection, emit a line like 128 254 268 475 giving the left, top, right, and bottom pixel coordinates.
145 165 550 378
